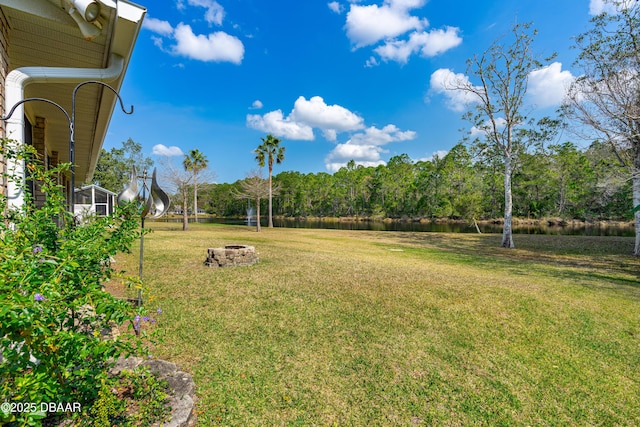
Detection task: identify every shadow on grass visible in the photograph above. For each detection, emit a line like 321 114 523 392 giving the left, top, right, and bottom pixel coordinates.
378 232 640 292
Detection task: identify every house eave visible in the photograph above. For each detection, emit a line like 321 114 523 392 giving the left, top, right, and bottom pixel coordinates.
0 0 146 187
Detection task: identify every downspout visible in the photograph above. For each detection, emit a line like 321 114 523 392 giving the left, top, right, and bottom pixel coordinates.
4 53 125 209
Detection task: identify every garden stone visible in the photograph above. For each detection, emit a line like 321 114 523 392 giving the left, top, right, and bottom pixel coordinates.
111 357 197 427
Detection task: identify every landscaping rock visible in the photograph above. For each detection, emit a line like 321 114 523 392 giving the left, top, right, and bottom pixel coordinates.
111 357 197 427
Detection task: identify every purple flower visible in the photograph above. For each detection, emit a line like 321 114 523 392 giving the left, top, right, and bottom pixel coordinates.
134 314 141 324
34 293 45 301
142 316 150 322
33 246 42 254
157 308 163 314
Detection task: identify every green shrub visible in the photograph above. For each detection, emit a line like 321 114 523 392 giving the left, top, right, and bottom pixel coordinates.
87 370 170 427
0 139 150 425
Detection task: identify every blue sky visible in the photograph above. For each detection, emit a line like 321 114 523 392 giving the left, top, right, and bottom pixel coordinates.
103 0 613 184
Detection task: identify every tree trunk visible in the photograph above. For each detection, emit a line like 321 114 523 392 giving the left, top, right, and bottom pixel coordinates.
193 173 198 223
256 196 261 232
182 192 188 231
502 154 515 248
268 165 273 228
634 150 640 256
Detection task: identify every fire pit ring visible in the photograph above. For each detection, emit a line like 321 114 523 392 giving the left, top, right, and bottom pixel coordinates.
204 245 258 268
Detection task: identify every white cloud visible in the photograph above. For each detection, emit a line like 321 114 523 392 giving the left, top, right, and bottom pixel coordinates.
172 23 244 63
365 56 380 67
331 143 384 158
324 124 416 171
414 27 463 57
429 68 483 112
247 96 415 171
150 35 165 49
470 117 507 137
325 143 386 172
179 0 225 25
567 68 636 109
374 27 462 64
527 62 575 108
289 96 365 140
391 0 428 9
328 1 344 14
246 110 315 140
589 0 611 14
143 3 243 64
153 144 184 156
419 150 449 162
143 17 174 36
431 64 576 113
246 96 365 141
345 1 427 48
589 0 618 15
250 100 264 109
374 38 414 64
350 124 416 146
589 0 638 15
342 0 459 64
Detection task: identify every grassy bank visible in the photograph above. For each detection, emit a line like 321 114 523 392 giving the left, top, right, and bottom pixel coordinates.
112 224 640 426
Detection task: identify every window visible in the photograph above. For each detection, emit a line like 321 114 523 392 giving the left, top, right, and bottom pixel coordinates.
76 189 92 204
95 204 107 216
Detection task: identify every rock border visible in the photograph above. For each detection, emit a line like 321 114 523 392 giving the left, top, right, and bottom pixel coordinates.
111 357 197 427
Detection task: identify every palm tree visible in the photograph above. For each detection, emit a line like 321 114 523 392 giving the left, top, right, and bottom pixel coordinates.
183 149 208 222
254 134 285 228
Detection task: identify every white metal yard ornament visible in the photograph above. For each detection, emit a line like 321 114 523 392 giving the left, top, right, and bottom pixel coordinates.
118 166 170 219
118 167 170 305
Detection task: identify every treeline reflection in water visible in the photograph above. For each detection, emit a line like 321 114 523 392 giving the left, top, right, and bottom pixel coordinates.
155 217 635 237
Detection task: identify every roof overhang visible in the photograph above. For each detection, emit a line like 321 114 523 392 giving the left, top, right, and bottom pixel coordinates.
75 183 117 196
0 0 146 184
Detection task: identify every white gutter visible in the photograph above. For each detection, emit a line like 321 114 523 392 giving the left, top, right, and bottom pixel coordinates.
4 53 125 209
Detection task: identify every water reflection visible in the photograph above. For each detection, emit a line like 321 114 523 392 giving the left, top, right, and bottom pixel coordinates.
154 216 635 237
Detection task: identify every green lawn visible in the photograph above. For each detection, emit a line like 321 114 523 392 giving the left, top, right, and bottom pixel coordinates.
113 223 640 426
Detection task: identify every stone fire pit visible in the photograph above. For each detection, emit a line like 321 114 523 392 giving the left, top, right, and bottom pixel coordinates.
204 245 258 268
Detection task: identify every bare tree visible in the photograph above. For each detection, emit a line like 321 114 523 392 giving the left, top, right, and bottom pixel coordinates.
158 157 192 231
564 0 640 255
233 169 276 232
445 22 551 248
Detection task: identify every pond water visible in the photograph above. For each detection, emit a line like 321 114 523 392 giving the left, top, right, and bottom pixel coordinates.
156 217 635 237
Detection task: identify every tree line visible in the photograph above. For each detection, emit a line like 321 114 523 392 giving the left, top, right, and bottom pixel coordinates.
93 1 640 253
94 136 631 235
202 141 630 222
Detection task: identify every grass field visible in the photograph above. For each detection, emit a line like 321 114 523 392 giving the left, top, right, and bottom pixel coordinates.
112 223 640 426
